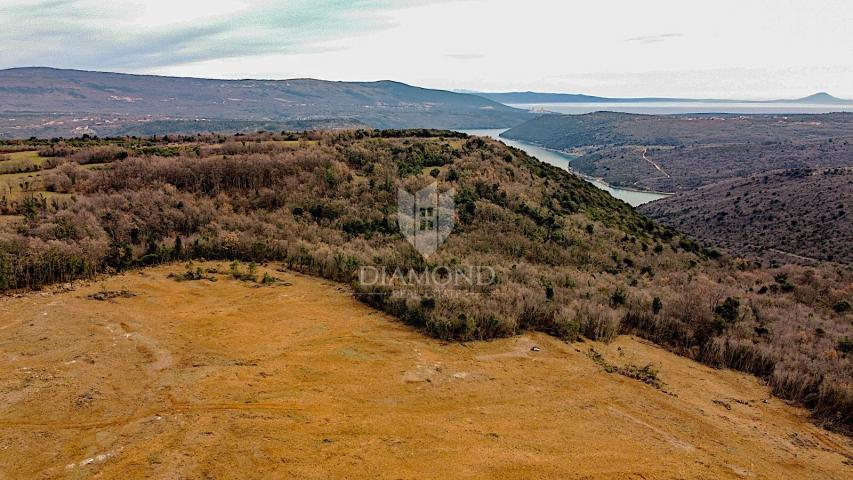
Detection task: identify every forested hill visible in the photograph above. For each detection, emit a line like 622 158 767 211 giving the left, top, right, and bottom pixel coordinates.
0 68 531 137
0 130 850 429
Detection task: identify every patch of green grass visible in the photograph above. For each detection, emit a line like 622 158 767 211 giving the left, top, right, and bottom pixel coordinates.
2 151 42 162
0 151 49 174
1 170 46 196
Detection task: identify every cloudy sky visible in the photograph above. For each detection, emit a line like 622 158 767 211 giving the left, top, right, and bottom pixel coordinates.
1 0 851 98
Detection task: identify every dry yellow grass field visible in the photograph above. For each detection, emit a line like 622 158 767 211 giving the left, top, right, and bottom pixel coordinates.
0 263 850 479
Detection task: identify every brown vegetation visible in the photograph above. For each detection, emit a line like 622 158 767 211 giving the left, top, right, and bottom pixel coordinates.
640 167 853 264
0 130 850 431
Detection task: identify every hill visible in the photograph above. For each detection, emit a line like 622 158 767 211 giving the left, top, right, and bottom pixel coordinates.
794 92 851 104
1 263 850 478
639 168 853 265
0 130 850 432
502 112 853 150
502 112 853 190
0 68 530 137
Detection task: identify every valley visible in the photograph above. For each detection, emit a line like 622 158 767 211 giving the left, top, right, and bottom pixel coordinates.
500 112 853 264
461 129 668 206
502 112 853 192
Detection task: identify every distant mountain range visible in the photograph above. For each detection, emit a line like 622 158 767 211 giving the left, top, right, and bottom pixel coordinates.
0 67 530 138
468 90 853 105
3 67 849 139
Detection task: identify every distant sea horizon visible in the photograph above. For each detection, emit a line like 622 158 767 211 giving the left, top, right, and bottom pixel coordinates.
507 102 853 115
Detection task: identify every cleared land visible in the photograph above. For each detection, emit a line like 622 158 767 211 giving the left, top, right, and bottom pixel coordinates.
1 262 851 479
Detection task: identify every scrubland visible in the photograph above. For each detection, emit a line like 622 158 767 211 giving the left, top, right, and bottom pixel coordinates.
0 130 850 431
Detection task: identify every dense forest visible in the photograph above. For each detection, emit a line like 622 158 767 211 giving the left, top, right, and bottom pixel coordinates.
0 130 850 431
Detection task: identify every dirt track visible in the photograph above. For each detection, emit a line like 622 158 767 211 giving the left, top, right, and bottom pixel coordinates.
0 263 850 479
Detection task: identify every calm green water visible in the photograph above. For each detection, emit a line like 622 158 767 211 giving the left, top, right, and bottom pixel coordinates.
460 129 667 207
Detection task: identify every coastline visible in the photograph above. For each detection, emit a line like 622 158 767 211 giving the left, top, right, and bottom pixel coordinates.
494 132 675 198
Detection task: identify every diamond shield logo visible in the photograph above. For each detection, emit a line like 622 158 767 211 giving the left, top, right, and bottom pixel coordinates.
398 182 455 257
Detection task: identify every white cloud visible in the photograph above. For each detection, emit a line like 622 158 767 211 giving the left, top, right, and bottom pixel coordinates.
1 0 851 98
626 34 683 44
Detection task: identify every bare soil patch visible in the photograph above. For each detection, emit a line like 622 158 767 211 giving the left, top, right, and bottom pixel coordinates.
0 263 850 479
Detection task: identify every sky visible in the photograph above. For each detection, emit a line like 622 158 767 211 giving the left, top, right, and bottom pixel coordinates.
1 0 852 99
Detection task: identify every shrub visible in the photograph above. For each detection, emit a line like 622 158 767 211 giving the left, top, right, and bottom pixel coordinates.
552 307 581 341
38 145 77 157
229 261 257 282
833 301 851 314
71 146 128 165
652 297 663 315
610 288 626 308
577 303 620 343
714 297 741 324
620 364 664 390
170 266 215 282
